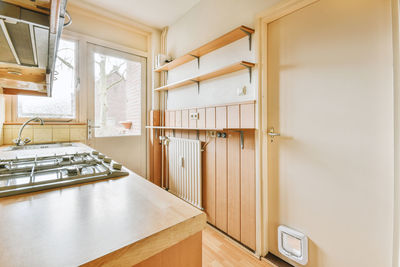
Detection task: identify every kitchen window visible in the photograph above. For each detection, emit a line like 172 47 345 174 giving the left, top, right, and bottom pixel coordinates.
17 38 78 120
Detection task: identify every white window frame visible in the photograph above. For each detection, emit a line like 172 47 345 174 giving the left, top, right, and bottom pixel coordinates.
12 35 81 123
87 42 147 138
7 30 148 125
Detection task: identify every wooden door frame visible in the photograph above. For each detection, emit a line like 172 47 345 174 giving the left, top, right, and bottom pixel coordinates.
254 0 320 257
392 0 400 266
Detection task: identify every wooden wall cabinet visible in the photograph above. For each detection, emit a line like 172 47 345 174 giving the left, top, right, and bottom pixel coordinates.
197 108 206 129
240 103 255 129
162 101 255 130
182 110 189 128
216 106 227 129
156 101 257 250
175 110 182 127
227 105 240 128
215 136 228 232
240 131 256 250
189 109 197 128
227 131 241 240
202 130 256 250
205 107 216 129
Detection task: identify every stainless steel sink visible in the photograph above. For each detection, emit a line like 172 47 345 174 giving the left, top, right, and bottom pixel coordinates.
3 143 76 151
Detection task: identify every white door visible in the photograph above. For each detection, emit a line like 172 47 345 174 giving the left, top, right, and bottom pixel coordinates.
87 43 147 176
265 0 393 266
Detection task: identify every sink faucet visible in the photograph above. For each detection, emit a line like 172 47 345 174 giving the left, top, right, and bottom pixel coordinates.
13 117 44 146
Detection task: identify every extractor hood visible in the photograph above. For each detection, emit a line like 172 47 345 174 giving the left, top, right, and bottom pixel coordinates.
0 0 68 97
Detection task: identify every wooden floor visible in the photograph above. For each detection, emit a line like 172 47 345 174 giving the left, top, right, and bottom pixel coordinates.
203 225 274 267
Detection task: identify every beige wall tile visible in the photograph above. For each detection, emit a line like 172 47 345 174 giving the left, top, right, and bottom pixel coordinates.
69 125 87 129
3 125 87 145
33 128 53 144
70 126 87 141
33 125 53 130
53 128 70 142
0 124 3 145
13 126 34 144
3 126 14 145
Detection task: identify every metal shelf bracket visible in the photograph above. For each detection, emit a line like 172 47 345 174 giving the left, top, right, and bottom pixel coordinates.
190 80 200 94
239 131 244 149
233 130 245 149
189 54 200 68
240 28 253 51
240 63 253 83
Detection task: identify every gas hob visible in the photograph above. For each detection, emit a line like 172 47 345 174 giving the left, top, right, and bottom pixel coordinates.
0 151 129 197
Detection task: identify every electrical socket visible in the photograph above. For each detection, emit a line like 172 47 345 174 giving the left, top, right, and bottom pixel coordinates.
190 112 199 120
237 86 247 96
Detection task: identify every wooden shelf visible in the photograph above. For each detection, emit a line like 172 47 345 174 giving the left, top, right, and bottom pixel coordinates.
0 63 47 95
154 61 255 92
2 0 51 15
146 126 255 149
146 126 255 131
154 25 254 72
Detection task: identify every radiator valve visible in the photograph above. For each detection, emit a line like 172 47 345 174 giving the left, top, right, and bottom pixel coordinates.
217 132 227 138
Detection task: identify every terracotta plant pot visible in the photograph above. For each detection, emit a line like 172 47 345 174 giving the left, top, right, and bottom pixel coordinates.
119 121 132 129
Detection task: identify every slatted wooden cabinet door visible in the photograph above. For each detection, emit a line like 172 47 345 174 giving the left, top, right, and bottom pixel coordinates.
165 102 256 250
202 131 256 250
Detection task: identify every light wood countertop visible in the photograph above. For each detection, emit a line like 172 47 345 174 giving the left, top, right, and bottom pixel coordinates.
0 143 206 267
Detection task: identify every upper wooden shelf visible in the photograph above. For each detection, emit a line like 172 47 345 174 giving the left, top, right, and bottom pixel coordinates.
0 63 47 96
154 61 255 92
2 0 51 14
154 25 254 73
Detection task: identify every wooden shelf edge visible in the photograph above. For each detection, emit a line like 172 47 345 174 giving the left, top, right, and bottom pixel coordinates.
154 61 255 92
154 25 254 72
146 126 255 131
2 0 51 14
4 122 86 125
163 100 256 112
2 88 47 96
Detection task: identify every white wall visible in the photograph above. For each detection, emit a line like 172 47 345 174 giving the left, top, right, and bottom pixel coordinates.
67 2 157 53
165 0 280 110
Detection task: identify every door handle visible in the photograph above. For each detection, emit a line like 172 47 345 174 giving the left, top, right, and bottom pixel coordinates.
268 128 280 137
87 120 101 139
268 132 281 137
87 120 101 129
268 128 280 143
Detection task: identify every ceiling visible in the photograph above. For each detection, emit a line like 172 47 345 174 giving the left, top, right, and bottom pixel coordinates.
69 0 201 29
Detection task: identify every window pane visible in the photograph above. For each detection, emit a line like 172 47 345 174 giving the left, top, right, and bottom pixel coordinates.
94 51 142 137
18 39 76 119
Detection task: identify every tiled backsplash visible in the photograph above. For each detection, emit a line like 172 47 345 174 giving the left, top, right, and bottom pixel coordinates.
0 124 3 145
2 124 87 145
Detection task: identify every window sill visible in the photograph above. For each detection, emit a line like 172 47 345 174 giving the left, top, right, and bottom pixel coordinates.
4 122 87 126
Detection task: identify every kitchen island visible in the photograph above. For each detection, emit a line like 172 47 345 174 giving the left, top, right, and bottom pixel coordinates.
0 143 206 267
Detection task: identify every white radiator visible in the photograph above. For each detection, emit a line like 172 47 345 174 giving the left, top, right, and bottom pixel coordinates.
167 137 202 209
